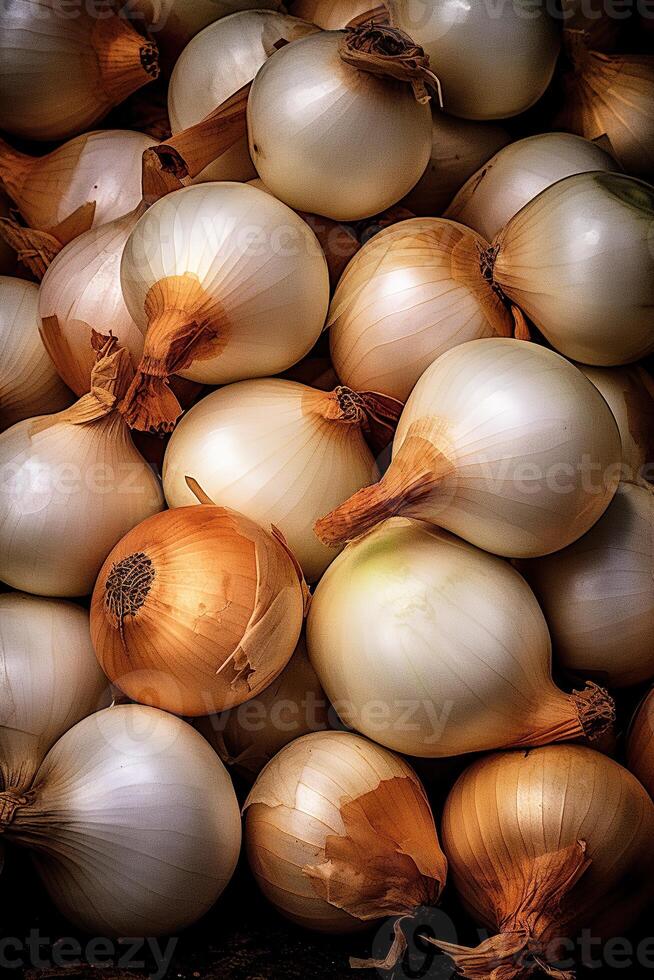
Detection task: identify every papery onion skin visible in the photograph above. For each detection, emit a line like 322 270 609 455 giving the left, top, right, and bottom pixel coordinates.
196 633 330 780
400 113 511 218
445 133 616 244
169 12 319 184
437 746 654 976
0 2 159 141
247 31 433 221
162 378 379 582
521 483 654 689
288 0 372 29
0 192 18 276
0 592 110 795
580 364 654 486
244 730 447 935
0 277 72 432
0 130 153 233
120 183 330 431
558 45 654 179
387 0 561 120
329 218 513 402
317 339 622 559
308 518 614 758
627 690 654 800
5 705 242 936
38 206 147 396
491 172 654 366
0 337 164 597
90 504 305 716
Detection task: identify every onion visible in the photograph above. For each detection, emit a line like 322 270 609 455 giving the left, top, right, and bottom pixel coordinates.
288 0 372 29
400 113 510 217
119 183 330 432
561 0 622 50
627 690 654 800
244 729 447 967
317 339 621 559
445 133 616 244
197 633 330 780
128 0 285 67
308 518 614 758
0 277 72 432
0 192 17 276
2 704 242 936
90 489 307 716
0 1 159 141
432 745 654 979
162 378 398 581
0 130 153 233
0 335 164 597
386 0 560 120
328 218 514 402
521 483 654 689
580 364 654 485
489 172 654 366
0 592 110 796
168 12 318 183
247 29 433 221
558 36 654 179
38 205 147 396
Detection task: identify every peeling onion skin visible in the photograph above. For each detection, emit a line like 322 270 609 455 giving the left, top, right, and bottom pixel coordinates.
627 690 654 801
521 484 654 689
244 730 446 934
491 172 654 366
439 746 654 975
0 277 73 432
162 378 379 582
328 218 513 402
168 12 319 184
387 0 561 120
308 518 614 758
247 31 433 221
5 705 242 937
90 505 305 717
0 592 111 796
445 133 616 244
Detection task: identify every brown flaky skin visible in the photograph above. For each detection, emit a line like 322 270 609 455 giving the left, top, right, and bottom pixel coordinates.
627 690 654 800
434 745 654 979
90 505 304 716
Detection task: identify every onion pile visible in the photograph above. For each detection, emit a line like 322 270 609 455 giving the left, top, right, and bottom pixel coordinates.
328 218 514 402
90 489 307 716
0 1 159 141
0 277 72 431
432 745 654 979
162 378 396 581
317 339 621 559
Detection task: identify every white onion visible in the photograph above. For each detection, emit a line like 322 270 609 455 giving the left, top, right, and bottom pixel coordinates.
120 183 330 431
308 518 614 757
0 336 164 597
387 0 561 120
0 130 153 232
328 218 514 402
446 133 616 244
38 205 147 396
0 1 159 141
581 364 654 485
400 113 511 217
4 705 242 936
0 277 72 432
168 12 318 183
162 378 382 581
0 592 110 795
317 339 621 559
491 172 654 366
288 0 372 28
247 30 433 221
521 483 654 689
